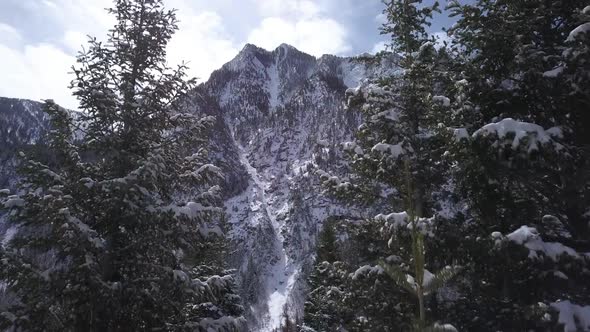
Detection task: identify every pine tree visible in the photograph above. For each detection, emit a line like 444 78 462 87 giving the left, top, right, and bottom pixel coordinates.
379 162 459 332
376 0 443 216
321 0 450 216
0 0 244 330
445 0 586 227
310 1 466 330
303 219 349 331
428 1 590 330
304 217 413 331
311 1 590 330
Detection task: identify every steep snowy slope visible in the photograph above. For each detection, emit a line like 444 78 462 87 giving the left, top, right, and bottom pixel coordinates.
198 44 397 330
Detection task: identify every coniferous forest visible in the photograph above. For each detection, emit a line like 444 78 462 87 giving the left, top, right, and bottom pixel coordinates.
0 0 589 331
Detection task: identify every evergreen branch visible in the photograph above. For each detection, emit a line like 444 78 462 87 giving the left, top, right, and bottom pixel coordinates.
378 260 417 296
423 266 460 295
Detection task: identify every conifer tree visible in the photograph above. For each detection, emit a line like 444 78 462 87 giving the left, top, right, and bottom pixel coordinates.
445 0 586 227
309 1 590 331
335 0 444 216
379 162 459 332
311 0 464 330
303 219 348 331
304 217 413 331
0 0 245 330
430 1 590 330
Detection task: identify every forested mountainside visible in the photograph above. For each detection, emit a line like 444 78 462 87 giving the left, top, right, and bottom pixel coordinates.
0 98 48 190
1 0 590 331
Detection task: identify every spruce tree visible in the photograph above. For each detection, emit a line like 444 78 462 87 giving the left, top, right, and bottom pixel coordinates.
431 1 590 330
303 219 349 331
336 0 444 216
379 162 459 332
303 217 413 331
310 0 466 329
0 0 244 330
445 0 586 226
308 1 590 330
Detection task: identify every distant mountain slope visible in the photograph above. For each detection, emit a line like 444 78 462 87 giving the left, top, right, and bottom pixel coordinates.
0 97 49 189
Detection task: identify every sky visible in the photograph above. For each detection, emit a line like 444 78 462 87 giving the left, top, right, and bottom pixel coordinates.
0 0 455 109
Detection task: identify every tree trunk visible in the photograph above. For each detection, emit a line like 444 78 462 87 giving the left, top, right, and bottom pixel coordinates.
414 186 424 218
418 288 425 331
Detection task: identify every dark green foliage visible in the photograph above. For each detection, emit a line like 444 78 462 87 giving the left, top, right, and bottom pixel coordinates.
0 0 244 331
316 219 338 263
381 0 440 55
333 0 447 218
441 0 590 330
304 218 415 331
308 0 590 331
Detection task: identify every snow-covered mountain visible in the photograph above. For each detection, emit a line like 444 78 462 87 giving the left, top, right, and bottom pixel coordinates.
196 43 398 330
0 44 397 331
0 97 49 190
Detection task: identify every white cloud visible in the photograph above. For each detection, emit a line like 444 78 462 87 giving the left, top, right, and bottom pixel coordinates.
0 0 239 109
255 0 320 18
0 0 112 109
248 16 350 56
0 0 365 108
248 0 351 56
167 9 239 82
43 0 114 37
0 23 23 46
248 18 294 51
0 42 76 108
62 30 88 53
371 40 388 54
375 13 387 25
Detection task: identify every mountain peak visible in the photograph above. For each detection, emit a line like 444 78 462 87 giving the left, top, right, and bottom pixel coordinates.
272 43 312 60
239 43 308 58
240 43 267 55
275 43 297 52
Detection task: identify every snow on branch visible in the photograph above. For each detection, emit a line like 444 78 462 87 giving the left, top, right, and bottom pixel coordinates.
316 169 354 192
371 142 409 159
345 82 397 108
566 22 590 42
351 264 384 280
3 195 25 208
473 118 564 153
375 211 434 238
452 128 469 142
494 226 588 261
432 95 451 107
342 141 364 155
186 163 223 181
59 208 104 249
550 300 590 332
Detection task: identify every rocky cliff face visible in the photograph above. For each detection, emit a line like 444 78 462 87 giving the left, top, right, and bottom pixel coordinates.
0 44 397 331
